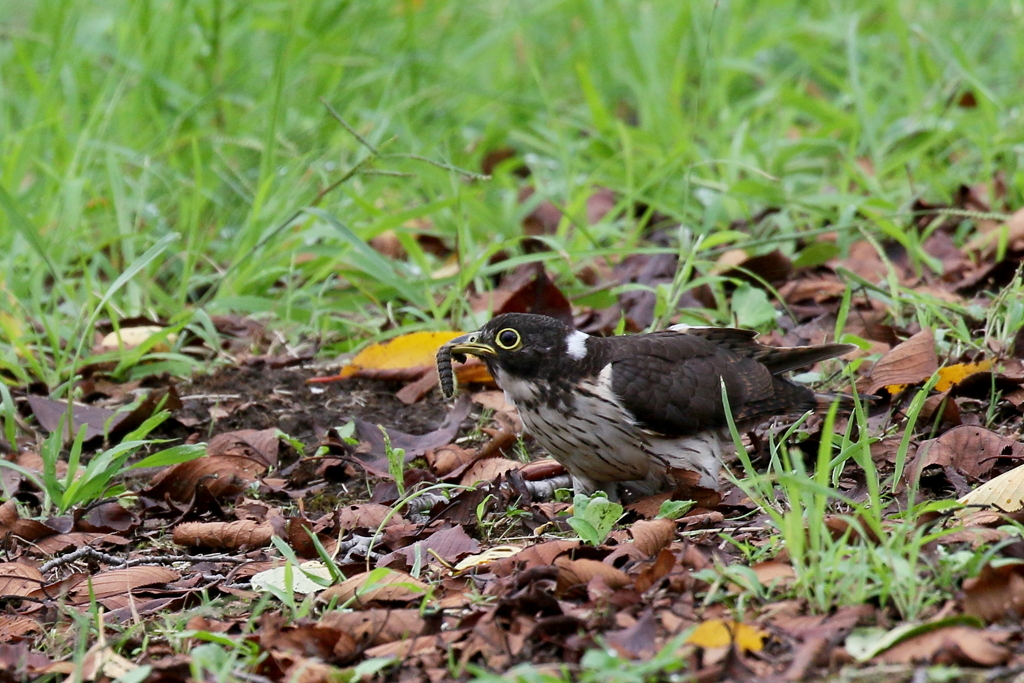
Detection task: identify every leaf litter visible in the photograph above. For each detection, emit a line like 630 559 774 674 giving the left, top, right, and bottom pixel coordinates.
4 180 1024 681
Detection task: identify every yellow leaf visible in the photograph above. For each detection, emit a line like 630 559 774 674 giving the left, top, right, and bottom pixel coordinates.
687 619 766 652
340 331 465 378
958 463 1024 514
935 360 992 392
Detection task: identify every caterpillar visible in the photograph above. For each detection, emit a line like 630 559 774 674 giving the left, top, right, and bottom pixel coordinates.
436 343 457 399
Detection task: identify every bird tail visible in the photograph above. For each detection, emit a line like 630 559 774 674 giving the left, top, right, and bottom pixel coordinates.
756 343 857 375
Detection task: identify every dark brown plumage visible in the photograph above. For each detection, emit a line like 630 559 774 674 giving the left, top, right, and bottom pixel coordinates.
440 313 854 500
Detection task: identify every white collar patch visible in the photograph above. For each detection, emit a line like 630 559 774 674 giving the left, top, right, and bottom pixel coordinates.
565 330 590 360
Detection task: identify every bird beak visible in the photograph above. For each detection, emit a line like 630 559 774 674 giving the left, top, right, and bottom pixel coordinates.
445 333 496 362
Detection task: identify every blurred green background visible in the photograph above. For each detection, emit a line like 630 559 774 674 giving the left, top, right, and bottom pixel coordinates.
1 0 1022 385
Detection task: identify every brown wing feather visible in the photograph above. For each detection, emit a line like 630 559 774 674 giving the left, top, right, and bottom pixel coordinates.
603 333 781 436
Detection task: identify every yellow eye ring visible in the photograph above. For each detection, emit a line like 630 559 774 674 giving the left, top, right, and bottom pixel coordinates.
495 328 521 350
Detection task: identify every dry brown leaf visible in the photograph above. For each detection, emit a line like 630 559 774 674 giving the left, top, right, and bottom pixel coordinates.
867 329 938 394
628 518 676 558
0 563 44 597
913 426 1022 483
459 457 521 486
32 532 130 555
335 503 406 530
172 520 275 549
391 525 480 568
0 615 42 641
68 566 180 603
426 444 476 476
751 560 797 588
319 609 429 647
320 569 429 605
875 626 1009 666
145 454 268 503
554 557 630 593
962 562 1024 622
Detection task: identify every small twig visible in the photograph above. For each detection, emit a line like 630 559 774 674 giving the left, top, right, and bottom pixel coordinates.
40 547 124 573
40 547 252 574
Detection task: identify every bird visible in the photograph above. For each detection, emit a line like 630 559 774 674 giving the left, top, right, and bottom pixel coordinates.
439 312 855 500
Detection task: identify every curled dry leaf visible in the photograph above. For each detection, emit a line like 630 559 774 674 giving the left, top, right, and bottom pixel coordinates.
68 566 180 603
0 563 44 597
426 444 476 476
867 329 938 394
518 458 567 481
460 457 520 486
553 556 630 593
172 520 275 549
628 518 676 558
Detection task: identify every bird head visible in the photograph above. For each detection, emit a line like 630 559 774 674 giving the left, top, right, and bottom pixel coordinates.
444 313 586 381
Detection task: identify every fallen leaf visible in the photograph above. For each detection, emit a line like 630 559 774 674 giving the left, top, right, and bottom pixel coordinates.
553 557 630 593
460 457 521 486
172 520 275 549
99 326 176 353
962 562 1024 622
385 525 480 568
935 360 993 392
0 563 44 598
68 566 180 603
453 545 523 574
875 626 1009 666
250 562 334 594
867 329 938 395
319 609 430 647
628 518 676 558
320 569 429 605
145 453 267 503
912 426 1021 483
958 463 1024 513
354 396 472 465
687 619 766 653
338 331 464 379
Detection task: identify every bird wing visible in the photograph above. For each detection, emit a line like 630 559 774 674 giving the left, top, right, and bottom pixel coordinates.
605 332 779 436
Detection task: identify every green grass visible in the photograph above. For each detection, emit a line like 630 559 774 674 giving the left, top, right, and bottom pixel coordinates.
4 0 1024 680
4 0 1023 384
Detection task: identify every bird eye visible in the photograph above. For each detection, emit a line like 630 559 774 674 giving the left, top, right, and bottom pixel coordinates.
495 328 521 350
